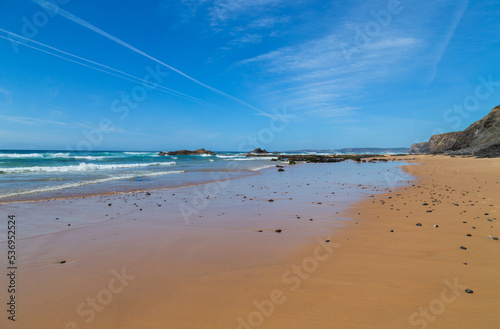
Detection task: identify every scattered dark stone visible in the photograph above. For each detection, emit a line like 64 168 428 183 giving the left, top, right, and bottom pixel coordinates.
275 229 282 233
466 234 472 237
463 221 467 223
463 263 468 265
487 218 493 222
108 203 112 206
426 210 433 213
460 246 467 250
325 239 331 243
59 261 67 264
268 199 274 202
309 218 313 221
278 168 285 172
494 237 499 240
465 289 473 294
472 226 476 229
390 229 394 232
422 203 428 206
257 230 263 232
68 224 71 227
145 192 151 196
485 213 489 215
434 224 439 228
416 223 422 226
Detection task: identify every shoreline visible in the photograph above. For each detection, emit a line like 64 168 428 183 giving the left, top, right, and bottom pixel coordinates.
0 168 263 205
1 156 498 328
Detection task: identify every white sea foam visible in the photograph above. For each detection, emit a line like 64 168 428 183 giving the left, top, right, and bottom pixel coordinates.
0 162 176 174
0 153 44 158
251 165 276 171
124 152 154 155
216 154 246 158
0 170 185 199
48 153 107 160
222 156 277 161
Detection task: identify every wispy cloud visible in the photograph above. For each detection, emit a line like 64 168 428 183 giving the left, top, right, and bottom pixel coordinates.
0 87 12 105
0 114 72 127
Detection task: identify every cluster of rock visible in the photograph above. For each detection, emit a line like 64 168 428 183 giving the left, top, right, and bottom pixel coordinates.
245 148 279 157
158 148 215 156
409 105 500 157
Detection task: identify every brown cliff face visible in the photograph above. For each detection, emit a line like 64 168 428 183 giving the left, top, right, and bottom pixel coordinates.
409 105 500 157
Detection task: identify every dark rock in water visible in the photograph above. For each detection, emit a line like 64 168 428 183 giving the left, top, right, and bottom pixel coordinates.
276 165 284 168
268 199 274 202
161 148 215 156
257 230 263 232
145 192 151 196
275 229 282 233
59 261 67 264
278 168 285 172
250 148 269 154
416 223 422 226
460 246 467 250
108 203 112 206
465 289 473 294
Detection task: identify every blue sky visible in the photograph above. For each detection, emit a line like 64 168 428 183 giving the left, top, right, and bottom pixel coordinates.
0 0 500 151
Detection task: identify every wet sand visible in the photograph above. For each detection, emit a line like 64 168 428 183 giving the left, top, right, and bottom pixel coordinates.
0 155 498 328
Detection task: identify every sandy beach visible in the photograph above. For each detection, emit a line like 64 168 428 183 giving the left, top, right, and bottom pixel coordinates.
1 155 499 329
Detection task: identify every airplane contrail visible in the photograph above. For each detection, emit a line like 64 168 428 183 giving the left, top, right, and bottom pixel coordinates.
31 0 273 118
0 29 235 113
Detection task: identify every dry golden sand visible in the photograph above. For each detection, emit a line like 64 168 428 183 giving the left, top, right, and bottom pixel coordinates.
2 155 499 329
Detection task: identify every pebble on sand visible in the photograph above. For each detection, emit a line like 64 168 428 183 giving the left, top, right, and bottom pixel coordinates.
275 229 282 233
59 261 67 264
460 246 467 250
416 223 422 226
465 289 473 294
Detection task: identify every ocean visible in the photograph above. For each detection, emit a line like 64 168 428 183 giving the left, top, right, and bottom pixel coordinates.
0 150 279 202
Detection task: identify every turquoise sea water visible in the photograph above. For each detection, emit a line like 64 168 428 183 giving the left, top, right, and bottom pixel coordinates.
0 150 280 202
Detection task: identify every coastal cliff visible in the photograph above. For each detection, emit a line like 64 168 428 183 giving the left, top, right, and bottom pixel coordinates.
409 105 500 157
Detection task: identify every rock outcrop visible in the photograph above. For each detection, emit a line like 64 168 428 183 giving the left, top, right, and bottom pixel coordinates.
409 106 500 157
158 148 215 156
